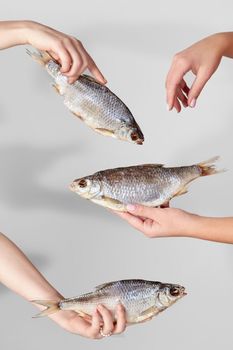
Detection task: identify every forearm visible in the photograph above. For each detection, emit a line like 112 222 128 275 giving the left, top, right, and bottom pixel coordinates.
0 232 61 300
212 32 233 59
186 215 233 244
0 232 76 327
0 20 33 49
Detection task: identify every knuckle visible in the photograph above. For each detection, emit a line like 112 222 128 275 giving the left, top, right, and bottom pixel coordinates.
76 39 83 47
173 53 188 68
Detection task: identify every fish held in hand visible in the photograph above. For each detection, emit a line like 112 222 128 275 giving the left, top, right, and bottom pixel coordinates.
70 156 222 211
27 49 144 144
32 279 186 324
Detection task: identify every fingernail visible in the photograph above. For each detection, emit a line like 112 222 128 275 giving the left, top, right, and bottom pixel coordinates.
166 104 172 111
189 98 196 108
126 204 136 211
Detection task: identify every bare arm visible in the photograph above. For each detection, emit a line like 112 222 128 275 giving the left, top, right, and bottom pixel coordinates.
114 205 233 244
0 20 106 84
0 233 126 338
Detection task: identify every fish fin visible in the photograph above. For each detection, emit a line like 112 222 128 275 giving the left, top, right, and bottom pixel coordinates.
91 196 125 211
72 111 84 121
102 196 126 211
127 164 164 169
26 48 54 66
95 282 115 291
52 83 62 95
141 164 164 168
173 186 188 198
198 156 225 176
31 300 60 318
132 306 159 324
82 74 100 84
95 128 115 137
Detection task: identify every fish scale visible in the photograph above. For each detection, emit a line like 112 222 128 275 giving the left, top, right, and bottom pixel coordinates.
27 49 144 144
70 157 220 211
33 279 186 324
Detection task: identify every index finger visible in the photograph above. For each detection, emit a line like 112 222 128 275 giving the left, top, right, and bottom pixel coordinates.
113 210 145 232
87 56 107 85
166 61 189 110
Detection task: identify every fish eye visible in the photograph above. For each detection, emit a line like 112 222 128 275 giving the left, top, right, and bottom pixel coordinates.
78 179 87 188
170 287 180 297
130 132 139 141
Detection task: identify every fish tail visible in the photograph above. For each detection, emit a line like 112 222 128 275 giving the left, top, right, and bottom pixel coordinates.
26 48 53 66
198 156 224 176
31 300 60 318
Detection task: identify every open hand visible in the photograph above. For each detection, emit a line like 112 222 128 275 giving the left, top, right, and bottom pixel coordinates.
114 204 197 238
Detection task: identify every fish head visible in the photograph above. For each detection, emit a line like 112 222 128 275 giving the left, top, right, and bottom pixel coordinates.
157 283 187 307
116 124 144 145
69 176 102 199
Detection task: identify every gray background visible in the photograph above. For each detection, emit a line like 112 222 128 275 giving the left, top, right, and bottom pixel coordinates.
0 0 233 349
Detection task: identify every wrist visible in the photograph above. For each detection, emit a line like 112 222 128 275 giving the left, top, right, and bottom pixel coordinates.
211 32 233 57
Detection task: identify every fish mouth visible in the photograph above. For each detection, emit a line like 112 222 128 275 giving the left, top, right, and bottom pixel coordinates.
136 139 144 145
69 182 76 191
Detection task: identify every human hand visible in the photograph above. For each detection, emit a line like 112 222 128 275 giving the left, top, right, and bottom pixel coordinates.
23 20 106 84
114 204 197 238
166 33 229 112
50 303 126 339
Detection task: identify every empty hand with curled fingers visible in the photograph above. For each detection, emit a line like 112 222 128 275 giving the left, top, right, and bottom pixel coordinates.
166 32 233 112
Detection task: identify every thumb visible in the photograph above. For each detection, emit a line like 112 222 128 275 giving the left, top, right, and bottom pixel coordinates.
126 204 155 219
188 67 211 107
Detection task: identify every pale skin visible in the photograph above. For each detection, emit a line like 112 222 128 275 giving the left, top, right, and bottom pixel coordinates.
114 32 233 244
166 32 233 112
0 20 107 84
0 233 126 338
114 205 233 244
0 20 125 338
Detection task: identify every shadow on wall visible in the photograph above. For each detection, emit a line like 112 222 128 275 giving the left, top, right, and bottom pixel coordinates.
0 143 107 219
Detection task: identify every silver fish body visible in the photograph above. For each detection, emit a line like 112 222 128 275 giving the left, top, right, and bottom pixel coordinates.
70 157 220 211
27 49 144 144
33 279 186 324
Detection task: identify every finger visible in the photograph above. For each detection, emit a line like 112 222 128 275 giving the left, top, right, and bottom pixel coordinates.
173 97 182 113
166 60 189 110
64 44 84 82
87 56 107 84
74 40 107 84
113 210 145 229
48 50 59 62
97 305 114 335
180 79 190 97
55 46 72 73
188 67 211 107
113 304 127 334
89 309 102 339
176 88 188 108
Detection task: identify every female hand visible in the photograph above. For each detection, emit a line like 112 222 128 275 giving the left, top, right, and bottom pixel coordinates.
0 20 106 84
114 204 195 238
52 303 126 339
165 32 232 112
